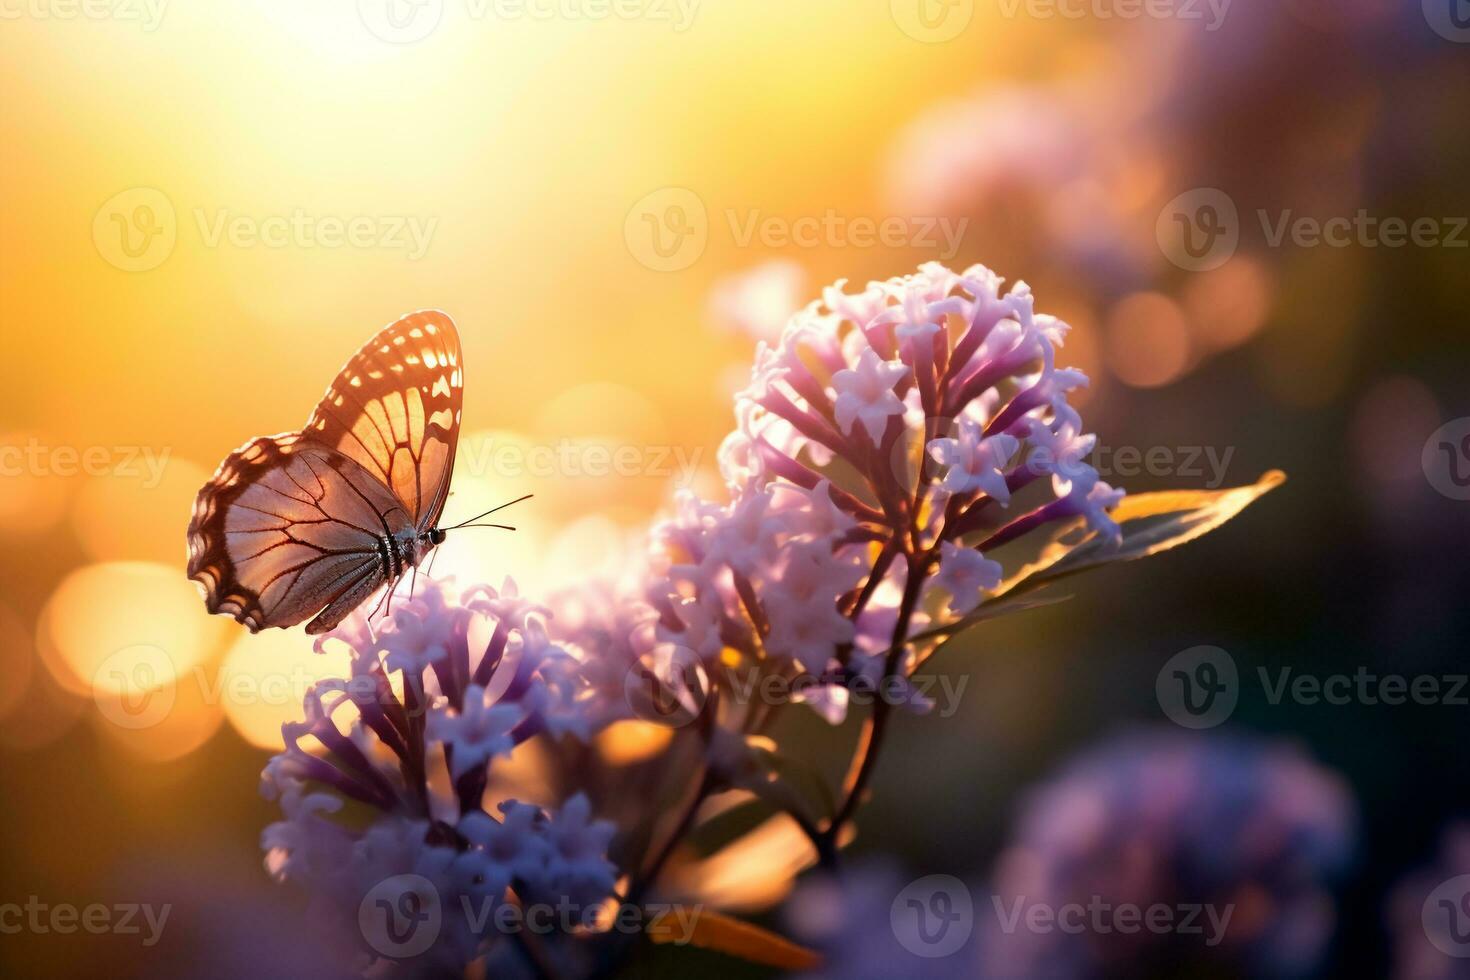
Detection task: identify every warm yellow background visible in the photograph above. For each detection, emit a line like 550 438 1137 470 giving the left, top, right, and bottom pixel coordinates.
0 0 1121 756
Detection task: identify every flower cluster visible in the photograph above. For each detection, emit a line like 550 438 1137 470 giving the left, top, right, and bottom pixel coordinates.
258 262 1281 978
650 261 1123 728
260 578 618 975
982 729 1356 979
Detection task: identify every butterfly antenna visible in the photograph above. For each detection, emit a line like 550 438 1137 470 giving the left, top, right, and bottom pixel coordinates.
442 494 533 531
454 523 516 531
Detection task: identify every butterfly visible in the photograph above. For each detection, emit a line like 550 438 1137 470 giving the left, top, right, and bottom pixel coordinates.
187 311 525 634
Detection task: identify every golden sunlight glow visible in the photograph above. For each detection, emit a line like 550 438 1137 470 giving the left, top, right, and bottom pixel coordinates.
0 602 36 723
70 458 209 563
217 626 352 750
89 665 225 763
596 719 674 766
1181 256 1274 353
0 431 77 535
38 561 228 698
0 667 85 753
1104 292 1192 389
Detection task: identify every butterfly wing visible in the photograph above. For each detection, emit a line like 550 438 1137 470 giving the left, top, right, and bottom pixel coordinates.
303 310 463 533
187 434 413 633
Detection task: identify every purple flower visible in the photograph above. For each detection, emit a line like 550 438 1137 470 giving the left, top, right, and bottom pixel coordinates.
259 577 618 975
650 262 1125 725
982 729 1356 979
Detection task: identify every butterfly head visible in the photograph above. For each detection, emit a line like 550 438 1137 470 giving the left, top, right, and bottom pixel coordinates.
427 528 447 546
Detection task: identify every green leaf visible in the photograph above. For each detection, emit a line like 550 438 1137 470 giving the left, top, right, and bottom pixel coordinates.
919 471 1286 644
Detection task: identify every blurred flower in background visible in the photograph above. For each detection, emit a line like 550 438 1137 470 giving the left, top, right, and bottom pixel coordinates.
1388 824 1470 980
981 728 1356 979
708 260 807 345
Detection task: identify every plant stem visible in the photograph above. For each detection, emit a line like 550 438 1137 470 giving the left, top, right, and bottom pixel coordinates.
820 550 928 851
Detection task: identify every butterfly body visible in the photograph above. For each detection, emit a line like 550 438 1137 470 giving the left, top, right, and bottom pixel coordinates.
188 311 464 634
